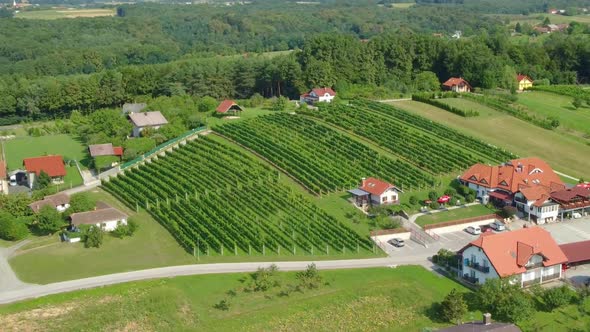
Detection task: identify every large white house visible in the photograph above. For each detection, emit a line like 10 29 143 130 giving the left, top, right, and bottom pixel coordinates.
514 186 560 224
348 177 400 209
458 227 567 287
70 204 128 232
300 87 336 105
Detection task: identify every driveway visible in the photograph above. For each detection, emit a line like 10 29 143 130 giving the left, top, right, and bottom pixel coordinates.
539 217 590 244
0 241 33 292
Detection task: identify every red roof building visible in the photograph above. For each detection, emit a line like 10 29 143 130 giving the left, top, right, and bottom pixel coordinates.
300 87 336 105
442 77 472 93
216 100 244 114
23 155 66 178
459 227 567 287
560 240 590 266
348 177 400 208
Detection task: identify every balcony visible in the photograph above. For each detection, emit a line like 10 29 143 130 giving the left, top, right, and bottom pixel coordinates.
543 273 560 282
523 278 541 287
462 274 479 284
465 260 490 273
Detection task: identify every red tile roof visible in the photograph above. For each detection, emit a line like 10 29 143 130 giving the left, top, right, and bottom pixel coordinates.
0 161 5 179
460 157 564 194
216 100 243 113
113 147 123 156
311 87 336 97
23 155 66 177
442 77 471 89
517 74 532 82
550 186 590 203
560 240 590 264
360 177 395 196
462 227 567 277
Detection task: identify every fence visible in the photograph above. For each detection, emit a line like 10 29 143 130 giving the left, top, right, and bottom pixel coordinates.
120 126 207 170
423 214 502 230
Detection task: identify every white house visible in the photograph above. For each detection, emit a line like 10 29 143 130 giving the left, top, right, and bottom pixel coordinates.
300 87 336 105
128 111 168 137
29 192 70 213
70 204 128 232
458 227 567 287
348 177 400 209
514 187 560 224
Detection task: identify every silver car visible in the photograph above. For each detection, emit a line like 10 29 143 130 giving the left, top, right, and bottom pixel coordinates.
388 238 405 247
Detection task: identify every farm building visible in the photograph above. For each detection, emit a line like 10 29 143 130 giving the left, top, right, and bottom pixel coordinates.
29 192 70 213
458 227 567 287
442 77 472 93
70 202 128 232
129 111 168 137
516 74 533 91
348 177 400 210
216 100 244 115
0 161 7 195
300 87 336 105
23 155 67 188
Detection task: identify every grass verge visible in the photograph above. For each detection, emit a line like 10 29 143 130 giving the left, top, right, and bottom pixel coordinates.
415 204 496 227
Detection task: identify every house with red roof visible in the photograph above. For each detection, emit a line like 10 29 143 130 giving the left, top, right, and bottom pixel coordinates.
216 100 244 115
23 155 66 188
348 177 400 209
300 87 336 105
442 77 472 93
458 227 567 287
517 74 533 91
550 185 590 221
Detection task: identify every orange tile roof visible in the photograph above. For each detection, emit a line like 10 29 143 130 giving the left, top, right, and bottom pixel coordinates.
463 227 567 277
23 155 66 177
113 147 123 156
460 157 563 194
517 74 532 82
360 177 395 196
442 77 471 88
311 87 336 97
216 100 243 113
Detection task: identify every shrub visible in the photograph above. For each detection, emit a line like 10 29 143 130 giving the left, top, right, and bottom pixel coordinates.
296 263 323 290
542 286 576 310
465 194 475 203
0 211 29 241
502 206 517 218
429 201 440 209
214 299 231 311
83 226 104 248
440 289 468 324
475 279 534 323
428 191 439 201
409 195 418 205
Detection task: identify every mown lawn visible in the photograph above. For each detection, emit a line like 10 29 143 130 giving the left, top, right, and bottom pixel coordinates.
415 204 496 227
516 91 590 136
3 134 90 170
0 266 477 331
391 100 590 180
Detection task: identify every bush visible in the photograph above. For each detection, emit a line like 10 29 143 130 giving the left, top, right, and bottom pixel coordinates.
214 299 231 311
0 212 29 241
36 205 66 235
83 226 104 248
440 289 467 323
429 201 440 209
501 206 517 218
428 191 439 201
296 263 323 290
444 187 457 197
409 195 418 205
112 219 139 238
475 279 534 323
465 194 475 203
542 286 576 311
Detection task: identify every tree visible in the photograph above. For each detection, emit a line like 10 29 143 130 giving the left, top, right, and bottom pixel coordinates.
36 205 65 235
414 71 440 92
83 226 104 248
68 193 96 214
0 211 29 241
198 96 218 113
34 171 52 190
542 286 575 310
440 289 467 324
409 195 418 205
475 279 534 323
0 193 33 217
515 22 522 33
0 8 13 19
542 17 551 26
272 96 288 112
573 97 582 109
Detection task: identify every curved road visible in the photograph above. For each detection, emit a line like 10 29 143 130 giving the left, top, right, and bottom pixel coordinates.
0 256 430 305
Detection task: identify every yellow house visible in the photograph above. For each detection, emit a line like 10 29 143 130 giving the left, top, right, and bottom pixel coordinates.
517 74 533 91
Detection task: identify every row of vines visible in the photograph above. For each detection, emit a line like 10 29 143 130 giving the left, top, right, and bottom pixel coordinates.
215 113 435 194
103 136 372 255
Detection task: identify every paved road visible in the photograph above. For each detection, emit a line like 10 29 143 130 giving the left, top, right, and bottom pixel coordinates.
0 241 33 293
0 256 430 305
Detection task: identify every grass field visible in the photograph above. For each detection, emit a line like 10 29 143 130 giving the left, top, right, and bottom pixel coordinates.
206 107 274 127
0 266 477 331
15 8 115 20
390 2 414 9
438 98 500 117
391 100 590 180
516 91 590 137
415 204 496 227
3 134 89 170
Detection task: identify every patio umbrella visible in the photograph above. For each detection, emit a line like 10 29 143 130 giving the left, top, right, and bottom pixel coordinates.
576 183 590 189
437 195 451 204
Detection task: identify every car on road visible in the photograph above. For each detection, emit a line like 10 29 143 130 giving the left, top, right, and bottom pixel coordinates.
388 238 405 247
465 226 481 235
489 221 506 231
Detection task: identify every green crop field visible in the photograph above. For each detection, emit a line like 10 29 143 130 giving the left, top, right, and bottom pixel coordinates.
516 91 590 136
415 204 496 227
3 134 89 170
0 266 477 331
391 100 590 180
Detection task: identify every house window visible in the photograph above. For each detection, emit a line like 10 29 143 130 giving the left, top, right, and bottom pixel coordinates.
382 196 387 203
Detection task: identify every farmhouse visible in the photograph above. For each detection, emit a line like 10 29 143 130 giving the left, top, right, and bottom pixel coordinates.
88 143 123 159
216 100 244 115
442 77 471 93
459 157 563 206
129 111 168 137
458 227 567 287
348 177 400 209
0 161 7 195
70 203 128 232
29 192 70 213
300 87 336 105
516 74 533 91
23 155 67 188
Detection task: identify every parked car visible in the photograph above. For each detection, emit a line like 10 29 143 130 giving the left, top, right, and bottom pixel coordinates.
388 238 405 247
466 226 481 235
573 212 582 219
489 221 506 231
9 175 16 186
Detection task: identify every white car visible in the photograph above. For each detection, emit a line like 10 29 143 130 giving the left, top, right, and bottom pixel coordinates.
466 226 481 235
489 221 506 231
573 213 582 219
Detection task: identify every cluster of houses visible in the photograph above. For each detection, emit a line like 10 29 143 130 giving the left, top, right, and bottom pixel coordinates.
533 23 569 34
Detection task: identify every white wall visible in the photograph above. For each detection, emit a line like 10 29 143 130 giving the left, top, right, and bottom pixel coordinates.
373 188 399 205
462 246 500 283
428 218 498 234
97 218 127 232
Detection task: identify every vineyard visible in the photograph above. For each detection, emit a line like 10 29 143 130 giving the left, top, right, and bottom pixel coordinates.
302 100 516 174
530 85 590 100
215 113 434 194
103 136 372 256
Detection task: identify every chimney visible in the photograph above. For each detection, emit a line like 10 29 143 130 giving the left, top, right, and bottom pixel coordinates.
483 313 492 325
361 177 366 187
